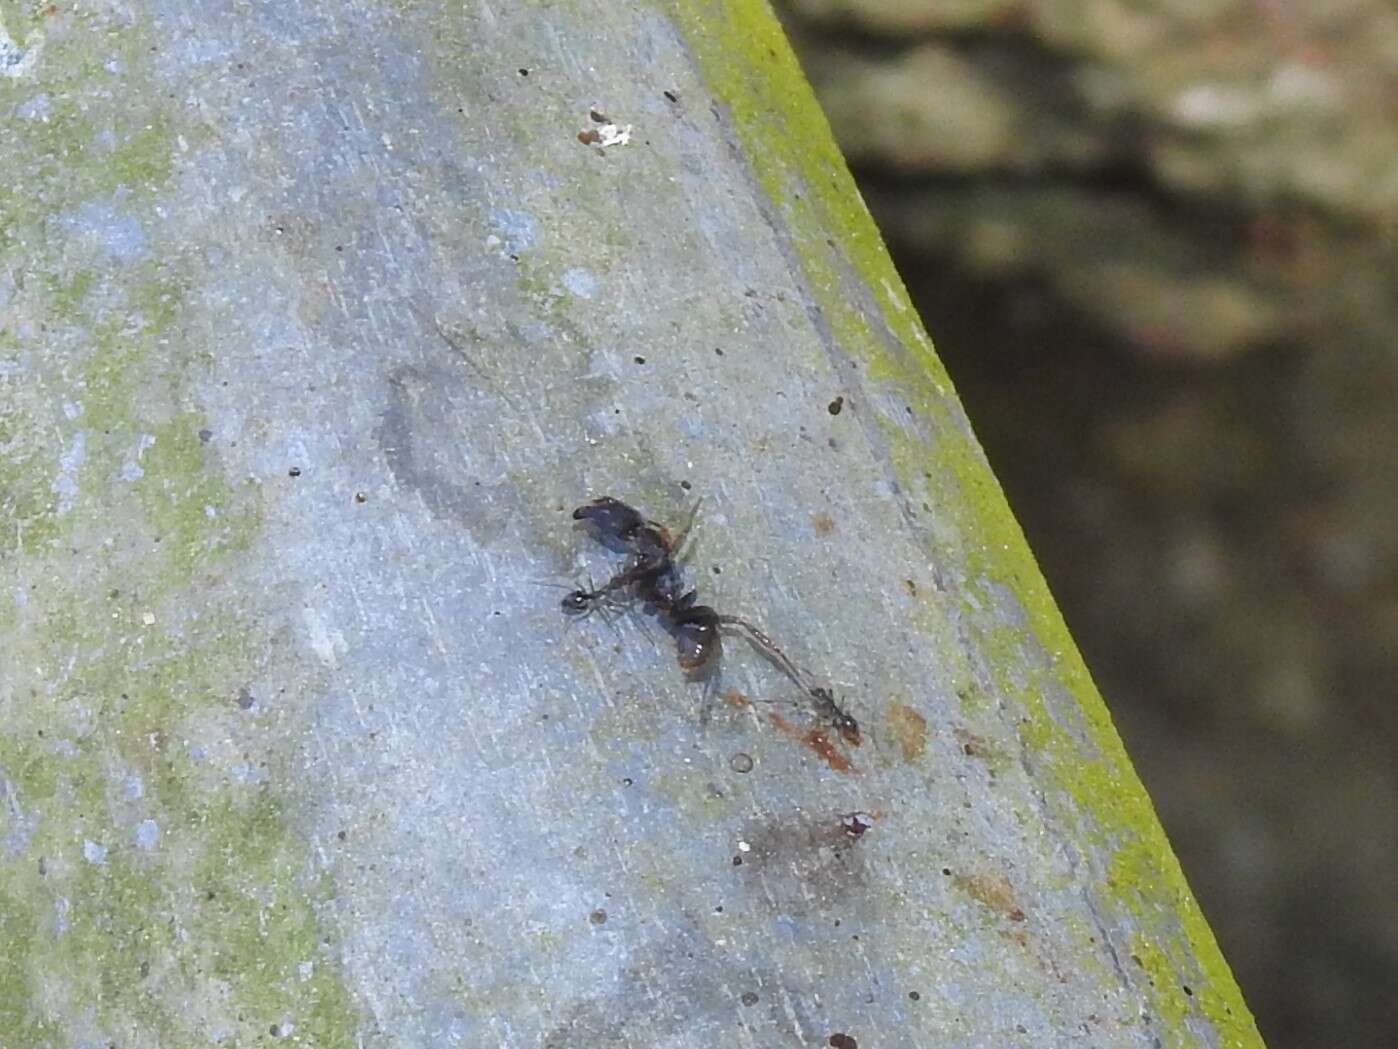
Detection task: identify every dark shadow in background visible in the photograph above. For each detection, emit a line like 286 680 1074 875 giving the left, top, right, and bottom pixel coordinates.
867 218 1397 1049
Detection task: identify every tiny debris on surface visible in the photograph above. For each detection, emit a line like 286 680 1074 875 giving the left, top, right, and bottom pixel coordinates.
577 108 632 147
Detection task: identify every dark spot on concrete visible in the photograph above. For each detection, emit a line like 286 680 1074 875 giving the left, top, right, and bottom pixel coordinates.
664 90 679 103
679 479 691 490
589 908 607 925
812 512 836 536
908 990 921 1001
235 686 255 710
736 811 870 917
840 812 873 838
714 347 724 356
517 68 529 76
828 396 844 415
732 855 742 866
354 491 366 503
589 108 607 123
955 727 995 761
829 1034 857 1049
1183 984 1193 996
955 870 1026 922
888 703 928 761
198 428 212 443
288 466 301 477
633 355 646 364
336 830 347 841
903 578 917 597
728 752 754 774
621 777 633 786
377 364 516 532
740 990 759 1006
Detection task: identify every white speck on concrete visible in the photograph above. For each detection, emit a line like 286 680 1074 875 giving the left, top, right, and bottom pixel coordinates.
53 431 87 512
62 400 82 420
135 819 159 850
562 268 597 299
59 200 148 261
60 430 88 472
16 93 49 120
302 605 347 668
83 839 108 865
596 122 632 147
120 460 145 481
0 15 45 79
490 208 535 254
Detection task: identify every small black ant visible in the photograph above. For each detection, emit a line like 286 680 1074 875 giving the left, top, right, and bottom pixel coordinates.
808 686 862 747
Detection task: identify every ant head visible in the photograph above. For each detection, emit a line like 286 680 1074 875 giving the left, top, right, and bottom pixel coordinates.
674 620 720 671
835 714 862 747
560 590 594 615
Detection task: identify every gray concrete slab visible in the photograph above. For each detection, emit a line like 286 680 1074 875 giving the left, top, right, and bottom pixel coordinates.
0 2 1261 1047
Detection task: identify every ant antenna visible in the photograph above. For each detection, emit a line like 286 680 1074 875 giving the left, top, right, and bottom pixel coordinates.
668 497 704 563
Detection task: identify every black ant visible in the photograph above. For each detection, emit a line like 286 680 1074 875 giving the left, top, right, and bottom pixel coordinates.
807 686 862 747
719 618 862 747
561 495 861 746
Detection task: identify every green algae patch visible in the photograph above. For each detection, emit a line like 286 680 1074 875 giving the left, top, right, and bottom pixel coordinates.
0 517 358 1046
664 0 951 395
666 1 1262 1044
1 11 359 1030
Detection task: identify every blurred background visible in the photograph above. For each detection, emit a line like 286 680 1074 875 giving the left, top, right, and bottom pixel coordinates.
774 2 1398 1046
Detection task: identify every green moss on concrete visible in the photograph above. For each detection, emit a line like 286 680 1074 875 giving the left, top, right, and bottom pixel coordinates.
1 12 360 1039
665 1 1261 1044
0 486 356 1046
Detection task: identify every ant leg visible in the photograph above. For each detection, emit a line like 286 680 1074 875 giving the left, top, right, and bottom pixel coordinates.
716 615 810 693
693 664 721 727
668 497 704 562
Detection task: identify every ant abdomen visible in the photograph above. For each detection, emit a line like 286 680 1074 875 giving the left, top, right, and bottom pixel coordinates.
673 618 721 671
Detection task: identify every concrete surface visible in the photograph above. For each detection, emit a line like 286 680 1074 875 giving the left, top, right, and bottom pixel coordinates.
0 1 1261 1046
